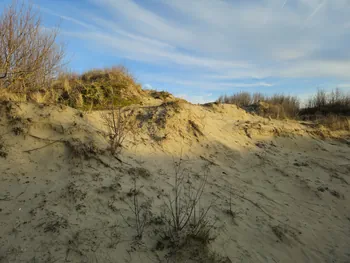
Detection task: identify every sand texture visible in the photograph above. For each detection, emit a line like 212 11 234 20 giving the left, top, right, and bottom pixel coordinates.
1 101 350 263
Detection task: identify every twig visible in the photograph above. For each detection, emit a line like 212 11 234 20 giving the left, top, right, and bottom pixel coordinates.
28 134 61 141
24 139 63 153
15 186 28 199
199 155 218 166
230 191 273 219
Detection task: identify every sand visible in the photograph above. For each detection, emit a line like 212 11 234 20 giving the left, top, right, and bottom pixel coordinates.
0 100 349 263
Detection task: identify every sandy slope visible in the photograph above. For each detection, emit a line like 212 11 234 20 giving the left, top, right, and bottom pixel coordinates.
0 101 350 263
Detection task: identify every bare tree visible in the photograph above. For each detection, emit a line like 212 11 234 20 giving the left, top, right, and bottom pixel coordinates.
0 1 64 93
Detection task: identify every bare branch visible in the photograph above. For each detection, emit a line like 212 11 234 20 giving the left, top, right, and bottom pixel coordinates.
0 0 65 93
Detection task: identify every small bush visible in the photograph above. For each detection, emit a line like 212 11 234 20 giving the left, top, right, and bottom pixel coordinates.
101 107 138 155
161 159 214 247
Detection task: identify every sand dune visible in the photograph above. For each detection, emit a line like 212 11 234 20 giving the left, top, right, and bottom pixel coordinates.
0 100 349 263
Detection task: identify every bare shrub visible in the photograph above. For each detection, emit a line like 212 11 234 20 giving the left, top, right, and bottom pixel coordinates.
122 176 152 239
307 89 327 108
0 1 64 95
303 88 350 116
162 159 214 247
266 94 300 118
252 92 265 104
101 106 137 155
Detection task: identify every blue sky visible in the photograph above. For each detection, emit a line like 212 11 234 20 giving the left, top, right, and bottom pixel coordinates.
1 0 350 103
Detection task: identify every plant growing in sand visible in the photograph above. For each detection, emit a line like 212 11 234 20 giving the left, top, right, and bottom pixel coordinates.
161 158 214 247
121 176 152 239
101 91 138 155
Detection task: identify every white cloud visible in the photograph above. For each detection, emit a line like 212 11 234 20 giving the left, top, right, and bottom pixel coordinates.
139 74 274 90
37 6 97 30
175 93 214 104
63 30 251 72
41 0 350 91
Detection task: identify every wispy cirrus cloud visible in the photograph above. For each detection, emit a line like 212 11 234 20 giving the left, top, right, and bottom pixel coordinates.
304 0 326 25
139 74 274 90
36 6 97 30
27 0 350 102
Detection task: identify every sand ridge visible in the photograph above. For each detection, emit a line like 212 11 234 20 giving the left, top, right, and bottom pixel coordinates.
0 100 349 262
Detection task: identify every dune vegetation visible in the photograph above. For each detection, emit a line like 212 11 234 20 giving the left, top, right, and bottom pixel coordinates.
1 1 350 263
217 90 350 131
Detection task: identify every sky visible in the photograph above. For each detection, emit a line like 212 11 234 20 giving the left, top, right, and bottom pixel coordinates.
1 0 350 103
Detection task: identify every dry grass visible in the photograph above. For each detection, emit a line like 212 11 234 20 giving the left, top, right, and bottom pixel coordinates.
217 92 300 119
318 115 350 131
52 67 143 110
1 65 144 110
217 90 350 131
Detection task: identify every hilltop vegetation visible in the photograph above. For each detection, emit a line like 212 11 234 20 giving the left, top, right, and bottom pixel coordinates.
51 67 146 110
217 90 350 131
0 1 174 110
0 0 349 132
217 92 300 119
302 88 350 116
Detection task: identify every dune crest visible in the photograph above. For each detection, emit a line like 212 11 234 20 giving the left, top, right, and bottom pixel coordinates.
0 100 350 263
